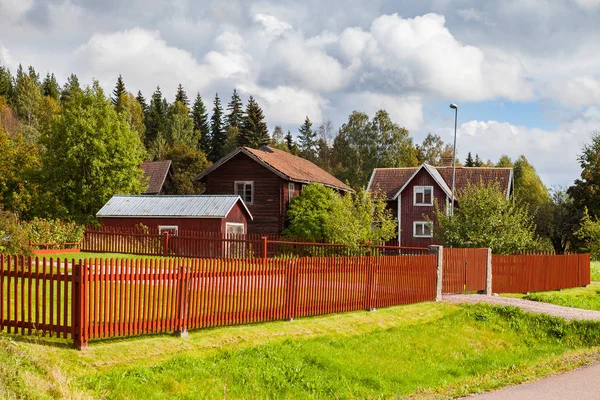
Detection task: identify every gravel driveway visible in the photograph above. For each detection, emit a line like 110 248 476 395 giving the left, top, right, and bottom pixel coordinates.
443 294 600 321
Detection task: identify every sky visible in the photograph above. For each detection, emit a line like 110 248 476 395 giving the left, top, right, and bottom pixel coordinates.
1 0 599 188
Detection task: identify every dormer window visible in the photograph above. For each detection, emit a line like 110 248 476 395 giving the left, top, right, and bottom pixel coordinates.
414 186 433 206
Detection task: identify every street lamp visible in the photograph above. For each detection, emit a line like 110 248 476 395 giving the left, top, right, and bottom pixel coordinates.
449 103 458 217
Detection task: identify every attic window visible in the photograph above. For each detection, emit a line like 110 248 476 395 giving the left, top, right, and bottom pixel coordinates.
414 186 433 206
235 181 254 205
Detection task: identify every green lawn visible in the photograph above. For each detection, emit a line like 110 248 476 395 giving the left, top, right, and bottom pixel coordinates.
505 284 600 312
37 252 172 262
592 261 600 281
3 302 600 399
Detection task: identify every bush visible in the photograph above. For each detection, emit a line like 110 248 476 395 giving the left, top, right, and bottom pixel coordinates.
283 184 396 249
25 218 85 248
0 209 32 256
575 209 600 260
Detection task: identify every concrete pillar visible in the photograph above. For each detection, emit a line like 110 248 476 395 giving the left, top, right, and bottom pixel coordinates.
429 245 443 301
485 248 492 296
174 329 189 338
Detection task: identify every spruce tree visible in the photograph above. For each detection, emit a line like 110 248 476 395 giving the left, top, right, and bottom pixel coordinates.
42 73 60 100
27 66 40 88
192 93 211 154
0 65 14 102
209 93 226 162
226 88 244 130
465 152 474 167
239 96 269 148
136 90 148 114
474 154 483 167
145 86 168 147
175 83 189 106
111 75 127 111
60 74 81 104
285 130 298 154
297 116 317 160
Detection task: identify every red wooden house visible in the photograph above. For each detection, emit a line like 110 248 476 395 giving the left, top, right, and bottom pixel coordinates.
367 163 513 247
97 195 253 235
194 146 353 235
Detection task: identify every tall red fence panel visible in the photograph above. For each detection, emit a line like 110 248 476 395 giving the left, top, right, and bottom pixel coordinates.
492 254 591 293
1 253 438 347
0 255 74 339
443 248 488 293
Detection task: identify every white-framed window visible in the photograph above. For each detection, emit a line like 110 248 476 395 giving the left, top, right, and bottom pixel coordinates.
234 181 254 205
288 182 295 202
158 225 178 236
413 221 433 238
414 186 433 206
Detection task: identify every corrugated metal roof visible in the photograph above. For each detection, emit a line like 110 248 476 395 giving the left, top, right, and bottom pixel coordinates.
96 195 253 219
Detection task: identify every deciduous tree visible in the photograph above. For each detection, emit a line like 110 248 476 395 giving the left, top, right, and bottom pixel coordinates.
39 81 146 223
162 141 210 195
433 182 536 254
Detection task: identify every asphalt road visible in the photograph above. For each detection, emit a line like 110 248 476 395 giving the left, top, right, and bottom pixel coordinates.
466 363 600 399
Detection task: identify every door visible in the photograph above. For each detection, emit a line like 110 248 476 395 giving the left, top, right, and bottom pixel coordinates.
225 223 245 258
443 248 488 293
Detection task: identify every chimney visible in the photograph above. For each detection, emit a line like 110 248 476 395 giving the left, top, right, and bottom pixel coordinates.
440 156 454 167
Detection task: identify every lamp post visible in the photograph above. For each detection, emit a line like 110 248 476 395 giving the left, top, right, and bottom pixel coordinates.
449 103 458 217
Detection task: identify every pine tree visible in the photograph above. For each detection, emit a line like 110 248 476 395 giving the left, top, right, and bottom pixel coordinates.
465 152 474 167
285 130 298 154
192 93 211 154
474 154 483 167
111 75 127 110
41 73 60 100
145 86 168 147
27 66 40 88
209 93 226 162
175 83 189 106
0 65 14 102
226 88 244 130
14 65 41 126
239 96 269 148
60 74 81 104
136 90 148 114
297 116 317 160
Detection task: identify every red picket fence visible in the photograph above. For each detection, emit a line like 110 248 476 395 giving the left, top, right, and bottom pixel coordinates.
82 230 428 259
0 254 437 348
492 254 590 293
442 248 489 293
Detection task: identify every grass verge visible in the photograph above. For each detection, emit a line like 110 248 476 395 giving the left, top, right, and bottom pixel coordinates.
592 261 600 281
505 285 600 312
3 302 600 399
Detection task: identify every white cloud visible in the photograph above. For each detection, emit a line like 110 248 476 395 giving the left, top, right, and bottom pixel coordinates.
339 92 424 131
0 0 34 23
437 108 600 186
574 0 600 9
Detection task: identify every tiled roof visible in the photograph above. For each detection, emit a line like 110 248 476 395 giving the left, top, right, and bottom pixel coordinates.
195 146 353 192
97 195 252 220
368 164 513 200
140 160 172 194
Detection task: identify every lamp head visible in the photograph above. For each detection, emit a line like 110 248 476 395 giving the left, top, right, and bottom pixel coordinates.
449 103 458 110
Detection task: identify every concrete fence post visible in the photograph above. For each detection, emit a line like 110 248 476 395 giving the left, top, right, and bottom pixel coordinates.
485 248 493 296
429 245 443 301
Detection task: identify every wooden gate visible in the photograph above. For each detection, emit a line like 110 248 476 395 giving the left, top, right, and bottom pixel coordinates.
443 248 488 293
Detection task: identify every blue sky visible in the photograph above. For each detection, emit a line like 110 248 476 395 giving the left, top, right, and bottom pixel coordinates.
1 0 599 187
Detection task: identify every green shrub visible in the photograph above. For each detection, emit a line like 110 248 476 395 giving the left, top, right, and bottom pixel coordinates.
25 218 85 248
0 209 32 256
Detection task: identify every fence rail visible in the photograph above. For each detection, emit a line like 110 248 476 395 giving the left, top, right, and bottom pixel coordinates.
0 254 437 348
492 254 590 293
82 230 428 259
